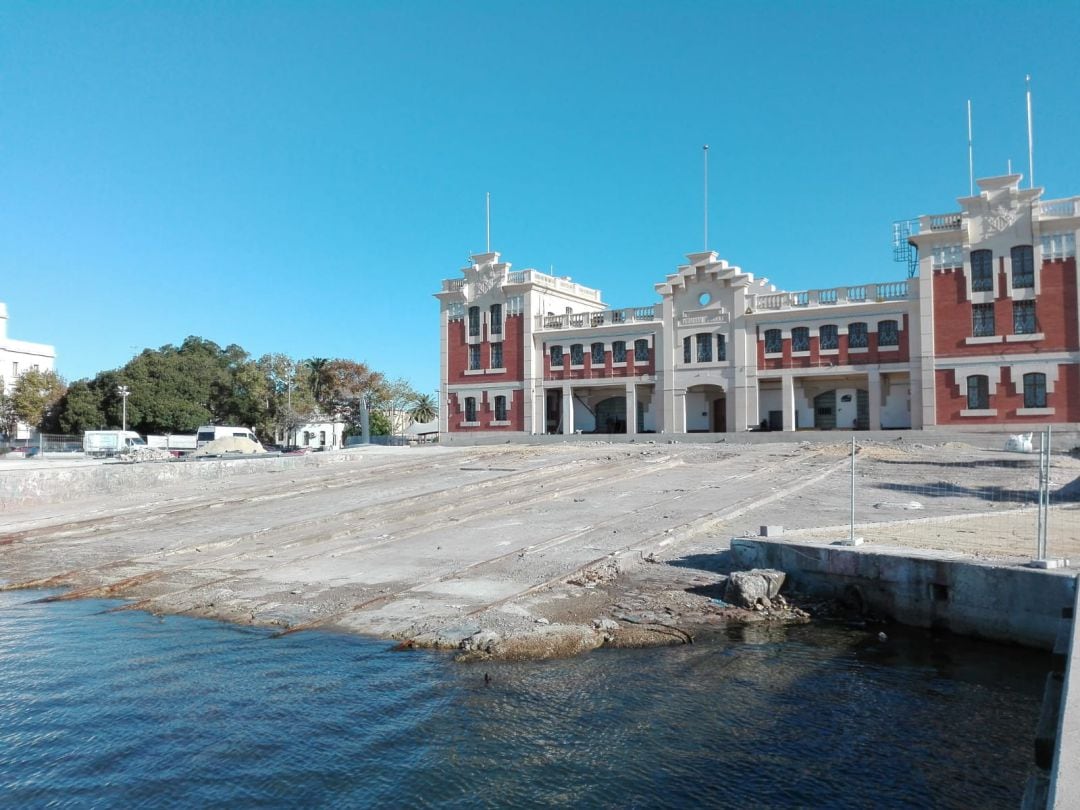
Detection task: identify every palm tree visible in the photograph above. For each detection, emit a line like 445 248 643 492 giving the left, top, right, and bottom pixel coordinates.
409 393 437 424
306 357 331 404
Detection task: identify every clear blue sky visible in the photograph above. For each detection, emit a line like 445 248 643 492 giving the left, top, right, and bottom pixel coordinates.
4 1 1079 392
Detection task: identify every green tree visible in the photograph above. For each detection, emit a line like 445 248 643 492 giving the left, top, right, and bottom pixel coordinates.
322 359 385 430
409 393 438 424
368 409 392 436
57 380 105 434
10 369 67 432
372 377 416 437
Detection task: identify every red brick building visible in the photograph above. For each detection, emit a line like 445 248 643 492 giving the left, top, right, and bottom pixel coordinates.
436 174 1079 435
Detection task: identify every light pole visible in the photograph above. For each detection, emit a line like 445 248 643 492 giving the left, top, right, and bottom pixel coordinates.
117 385 130 432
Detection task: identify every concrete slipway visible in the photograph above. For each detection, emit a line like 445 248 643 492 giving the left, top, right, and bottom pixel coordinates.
4 437 1079 805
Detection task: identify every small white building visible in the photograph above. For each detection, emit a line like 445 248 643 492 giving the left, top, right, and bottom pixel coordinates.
1 302 57 440
277 418 346 450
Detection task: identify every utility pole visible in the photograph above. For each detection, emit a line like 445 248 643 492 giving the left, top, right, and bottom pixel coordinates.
117 385 130 432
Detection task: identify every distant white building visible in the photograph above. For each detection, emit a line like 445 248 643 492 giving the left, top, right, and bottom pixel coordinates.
1 302 57 440
276 418 346 450
1 302 55 394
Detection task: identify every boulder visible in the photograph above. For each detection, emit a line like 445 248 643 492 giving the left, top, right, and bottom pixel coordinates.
723 569 786 609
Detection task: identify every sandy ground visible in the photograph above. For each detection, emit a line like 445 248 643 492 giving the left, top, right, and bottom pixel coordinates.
2 439 1077 660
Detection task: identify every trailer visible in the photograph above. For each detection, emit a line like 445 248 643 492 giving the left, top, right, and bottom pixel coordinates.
145 434 197 454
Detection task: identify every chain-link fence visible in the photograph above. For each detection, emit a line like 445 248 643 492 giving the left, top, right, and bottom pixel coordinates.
793 430 1079 565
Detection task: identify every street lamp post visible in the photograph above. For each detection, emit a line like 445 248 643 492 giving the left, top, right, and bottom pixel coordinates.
117 385 130 432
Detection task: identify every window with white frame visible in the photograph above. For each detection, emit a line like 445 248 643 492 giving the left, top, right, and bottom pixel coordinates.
570 344 584 366
819 324 838 350
763 329 782 354
966 375 989 410
791 327 810 352
469 345 481 370
1041 232 1077 261
634 339 649 362
612 341 627 363
848 322 868 349
550 346 563 367
468 306 480 337
931 244 964 270
591 342 605 365
1011 245 1034 288
1013 300 1036 334
494 395 507 421
716 334 726 361
490 342 503 368
878 320 899 347
972 303 995 337
683 336 692 363
696 333 712 362
489 303 503 335
464 397 477 422
1023 372 1047 408
11 362 18 377
971 249 994 292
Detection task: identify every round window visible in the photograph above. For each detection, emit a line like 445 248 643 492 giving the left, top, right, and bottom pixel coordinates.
698 292 711 306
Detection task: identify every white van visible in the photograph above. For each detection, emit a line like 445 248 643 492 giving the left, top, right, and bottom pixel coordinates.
84 430 147 458
195 425 262 449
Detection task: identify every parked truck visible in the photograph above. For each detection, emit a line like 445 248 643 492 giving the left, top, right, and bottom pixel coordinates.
83 430 148 458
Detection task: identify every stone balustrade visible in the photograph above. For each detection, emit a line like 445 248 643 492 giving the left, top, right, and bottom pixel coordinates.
1040 197 1080 218
750 281 910 312
538 305 659 330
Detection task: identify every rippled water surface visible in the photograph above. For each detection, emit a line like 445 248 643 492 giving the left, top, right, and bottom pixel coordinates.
0 590 1048 808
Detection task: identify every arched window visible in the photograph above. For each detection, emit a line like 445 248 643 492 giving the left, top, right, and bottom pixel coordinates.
570 344 584 366
791 327 810 352
468 306 481 337
877 320 899 347
1023 373 1047 408
848 322 868 349
612 341 627 363
819 324 838 350
464 397 477 422
966 375 989 410
764 329 782 354
1011 245 1034 288
494 395 507 421
696 333 712 362
634 339 649 362
549 346 563 367
591 342 605 365
971 249 994 292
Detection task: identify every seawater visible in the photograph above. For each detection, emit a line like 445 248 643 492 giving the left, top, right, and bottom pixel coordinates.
0 590 1048 809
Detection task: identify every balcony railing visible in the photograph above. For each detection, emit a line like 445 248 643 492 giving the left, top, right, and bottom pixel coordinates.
920 213 964 232
539 305 659 330
505 269 602 302
1040 198 1080 218
750 281 911 312
678 309 729 326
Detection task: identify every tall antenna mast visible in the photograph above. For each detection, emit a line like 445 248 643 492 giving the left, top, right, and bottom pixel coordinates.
967 99 974 196
1026 75 1035 188
703 144 709 251
485 192 491 252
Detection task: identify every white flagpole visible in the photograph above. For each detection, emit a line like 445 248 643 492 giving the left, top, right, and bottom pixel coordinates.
703 145 709 251
1026 75 1035 188
967 99 974 196
485 192 491 252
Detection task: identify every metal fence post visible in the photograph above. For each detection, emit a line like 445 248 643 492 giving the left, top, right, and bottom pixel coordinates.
850 436 856 545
